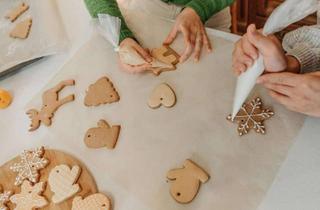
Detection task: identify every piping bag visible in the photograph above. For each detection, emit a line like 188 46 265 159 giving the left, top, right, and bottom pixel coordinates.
231 0 320 120
96 14 172 68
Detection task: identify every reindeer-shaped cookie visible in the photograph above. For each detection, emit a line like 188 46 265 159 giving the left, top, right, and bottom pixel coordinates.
26 80 75 131
84 119 121 149
167 159 210 204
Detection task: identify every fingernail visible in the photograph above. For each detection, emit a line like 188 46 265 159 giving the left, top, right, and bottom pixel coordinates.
256 78 262 84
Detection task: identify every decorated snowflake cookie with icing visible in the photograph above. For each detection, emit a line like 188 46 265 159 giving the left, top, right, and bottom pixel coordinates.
227 97 274 136
10 147 49 186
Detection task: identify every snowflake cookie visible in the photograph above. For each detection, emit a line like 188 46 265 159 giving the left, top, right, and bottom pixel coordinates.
0 185 12 210
227 97 274 136
10 147 49 186
10 181 48 210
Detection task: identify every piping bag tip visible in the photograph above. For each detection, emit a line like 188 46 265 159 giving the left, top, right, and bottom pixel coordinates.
231 55 265 120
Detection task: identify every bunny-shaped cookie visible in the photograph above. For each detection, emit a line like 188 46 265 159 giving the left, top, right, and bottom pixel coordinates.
48 164 81 204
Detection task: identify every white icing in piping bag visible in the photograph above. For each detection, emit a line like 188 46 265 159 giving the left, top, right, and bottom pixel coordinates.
231 0 320 120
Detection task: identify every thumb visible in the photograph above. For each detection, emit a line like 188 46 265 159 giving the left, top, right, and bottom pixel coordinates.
134 46 152 63
164 26 178 45
247 24 271 53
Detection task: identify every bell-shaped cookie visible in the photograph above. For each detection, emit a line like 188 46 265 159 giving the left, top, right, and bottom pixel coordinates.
84 77 120 107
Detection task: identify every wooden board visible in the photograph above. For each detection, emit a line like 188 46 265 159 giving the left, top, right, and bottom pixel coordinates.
0 149 98 210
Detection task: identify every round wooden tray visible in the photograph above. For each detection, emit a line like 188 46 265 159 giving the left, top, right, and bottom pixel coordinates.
0 149 98 210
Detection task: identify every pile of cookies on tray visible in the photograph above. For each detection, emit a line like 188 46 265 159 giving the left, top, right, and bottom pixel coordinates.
0 147 111 210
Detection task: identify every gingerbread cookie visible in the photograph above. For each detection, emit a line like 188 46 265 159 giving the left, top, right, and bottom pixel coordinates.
10 18 32 39
84 119 121 150
148 83 176 109
227 97 274 136
0 185 12 210
149 45 180 76
84 77 120 107
72 193 111 210
167 159 210 204
26 79 75 131
10 181 48 210
10 147 49 186
48 164 81 204
5 3 29 22
0 89 12 109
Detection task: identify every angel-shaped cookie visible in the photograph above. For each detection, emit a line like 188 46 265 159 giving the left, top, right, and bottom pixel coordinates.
48 164 81 204
26 80 75 131
167 159 210 204
84 119 121 149
10 181 48 210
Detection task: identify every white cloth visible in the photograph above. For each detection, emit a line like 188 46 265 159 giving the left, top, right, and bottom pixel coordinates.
117 0 231 32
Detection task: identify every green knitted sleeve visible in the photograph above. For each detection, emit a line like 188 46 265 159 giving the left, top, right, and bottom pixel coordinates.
84 0 135 43
186 0 234 23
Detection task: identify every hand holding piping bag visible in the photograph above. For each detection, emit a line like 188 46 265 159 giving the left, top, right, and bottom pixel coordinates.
231 0 320 119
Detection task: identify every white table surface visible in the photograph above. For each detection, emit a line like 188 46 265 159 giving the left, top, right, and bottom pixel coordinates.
0 1 319 209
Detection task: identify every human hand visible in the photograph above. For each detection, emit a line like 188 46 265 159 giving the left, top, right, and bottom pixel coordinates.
232 24 287 75
163 7 212 63
118 38 152 73
257 71 320 117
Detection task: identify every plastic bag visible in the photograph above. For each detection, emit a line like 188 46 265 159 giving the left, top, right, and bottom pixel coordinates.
231 0 320 119
0 0 68 74
96 13 171 68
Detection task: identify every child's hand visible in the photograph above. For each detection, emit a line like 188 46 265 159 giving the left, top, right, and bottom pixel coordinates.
164 7 212 63
119 38 152 73
232 24 287 75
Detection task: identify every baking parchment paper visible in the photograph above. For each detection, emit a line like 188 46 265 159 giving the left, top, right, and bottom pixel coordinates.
26 13 305 210
0 0 68 74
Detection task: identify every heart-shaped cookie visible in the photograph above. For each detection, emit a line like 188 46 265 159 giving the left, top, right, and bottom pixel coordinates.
148 83 176 109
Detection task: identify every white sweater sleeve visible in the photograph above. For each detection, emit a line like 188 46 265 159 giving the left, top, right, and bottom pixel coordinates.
282 25 320 73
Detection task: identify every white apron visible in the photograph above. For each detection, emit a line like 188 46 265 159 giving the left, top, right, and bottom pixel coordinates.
117 0 232 32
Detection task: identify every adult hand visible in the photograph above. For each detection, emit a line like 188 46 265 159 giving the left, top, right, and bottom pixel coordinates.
232 24 287 75
119 38 152 73
163 7 212 63
257 71 320 117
